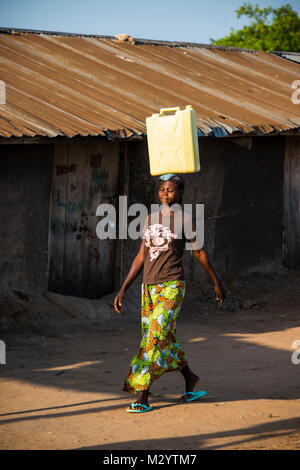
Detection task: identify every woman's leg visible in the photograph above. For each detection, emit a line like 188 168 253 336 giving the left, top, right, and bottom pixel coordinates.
180 364 199 395
131 389 150 410
124 280 190 409
131 366 199 408
124 283 152 410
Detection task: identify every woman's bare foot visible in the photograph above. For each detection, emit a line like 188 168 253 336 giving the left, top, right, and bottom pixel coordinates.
179 365 200 401
128 390 150 411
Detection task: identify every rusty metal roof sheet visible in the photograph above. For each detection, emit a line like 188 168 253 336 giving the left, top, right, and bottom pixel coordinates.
271 50 300 65
0 27 300 140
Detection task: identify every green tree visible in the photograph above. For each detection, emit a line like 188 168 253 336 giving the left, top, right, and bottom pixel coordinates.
210 2 300 52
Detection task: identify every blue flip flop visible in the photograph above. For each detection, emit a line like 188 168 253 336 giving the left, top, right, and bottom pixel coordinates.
180 390 207 402
126 403 153 413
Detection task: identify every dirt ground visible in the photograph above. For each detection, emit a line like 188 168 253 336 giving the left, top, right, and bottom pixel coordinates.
0 265 300 450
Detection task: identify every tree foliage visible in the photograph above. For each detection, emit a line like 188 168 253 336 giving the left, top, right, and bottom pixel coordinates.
210 2 300 52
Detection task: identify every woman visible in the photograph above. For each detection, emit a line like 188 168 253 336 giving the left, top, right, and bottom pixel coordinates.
114 174 226 413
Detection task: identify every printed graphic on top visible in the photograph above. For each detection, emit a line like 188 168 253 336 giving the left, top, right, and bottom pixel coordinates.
144 223 177 261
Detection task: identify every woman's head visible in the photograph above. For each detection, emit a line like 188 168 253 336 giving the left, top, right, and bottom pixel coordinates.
158 174 185 206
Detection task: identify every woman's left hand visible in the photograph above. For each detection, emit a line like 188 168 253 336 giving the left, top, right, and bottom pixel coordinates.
214 281 226 304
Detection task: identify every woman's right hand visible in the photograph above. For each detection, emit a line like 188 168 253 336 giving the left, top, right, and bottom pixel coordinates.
114 289 125 314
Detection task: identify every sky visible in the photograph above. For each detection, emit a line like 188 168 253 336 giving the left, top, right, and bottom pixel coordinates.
0 0 300 44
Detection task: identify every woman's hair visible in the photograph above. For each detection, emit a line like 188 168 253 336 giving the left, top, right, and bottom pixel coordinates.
158 174 185 206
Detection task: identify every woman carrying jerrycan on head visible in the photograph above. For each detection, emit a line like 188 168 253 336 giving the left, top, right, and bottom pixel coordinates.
114 173 226 413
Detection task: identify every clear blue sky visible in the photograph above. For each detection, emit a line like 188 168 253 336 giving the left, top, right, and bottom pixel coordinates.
0 0 299 43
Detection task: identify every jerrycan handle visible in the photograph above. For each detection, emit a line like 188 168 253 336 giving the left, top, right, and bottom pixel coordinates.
159 107 180 116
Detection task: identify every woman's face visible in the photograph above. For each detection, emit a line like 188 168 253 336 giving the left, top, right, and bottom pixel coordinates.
158 180 183 206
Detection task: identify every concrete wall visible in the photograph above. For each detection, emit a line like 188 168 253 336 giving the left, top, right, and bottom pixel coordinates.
283 136 300 270
0 144 54 292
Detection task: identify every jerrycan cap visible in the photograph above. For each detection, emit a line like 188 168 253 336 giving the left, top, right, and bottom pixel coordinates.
158 173 177 181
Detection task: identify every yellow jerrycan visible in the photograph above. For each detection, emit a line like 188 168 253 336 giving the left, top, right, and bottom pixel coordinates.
146 105 200 176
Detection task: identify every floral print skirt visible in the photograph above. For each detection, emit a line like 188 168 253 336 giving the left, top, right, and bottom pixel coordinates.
123 279 187 394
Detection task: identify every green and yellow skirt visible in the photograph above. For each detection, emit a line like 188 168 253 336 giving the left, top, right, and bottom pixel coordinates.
123 279 187 393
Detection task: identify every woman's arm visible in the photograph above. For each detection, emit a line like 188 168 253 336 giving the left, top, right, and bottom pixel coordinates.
120 238 145 293
114 238 145 314
193 247 227 304
184 214 226 304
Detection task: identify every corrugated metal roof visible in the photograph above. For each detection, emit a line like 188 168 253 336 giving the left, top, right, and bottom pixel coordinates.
271 50 300 65
0 28 300 140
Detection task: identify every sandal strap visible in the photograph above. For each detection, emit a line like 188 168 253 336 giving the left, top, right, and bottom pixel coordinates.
132 403 148 409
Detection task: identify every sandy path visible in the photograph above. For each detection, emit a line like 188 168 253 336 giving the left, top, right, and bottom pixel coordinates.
1 278 300 450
